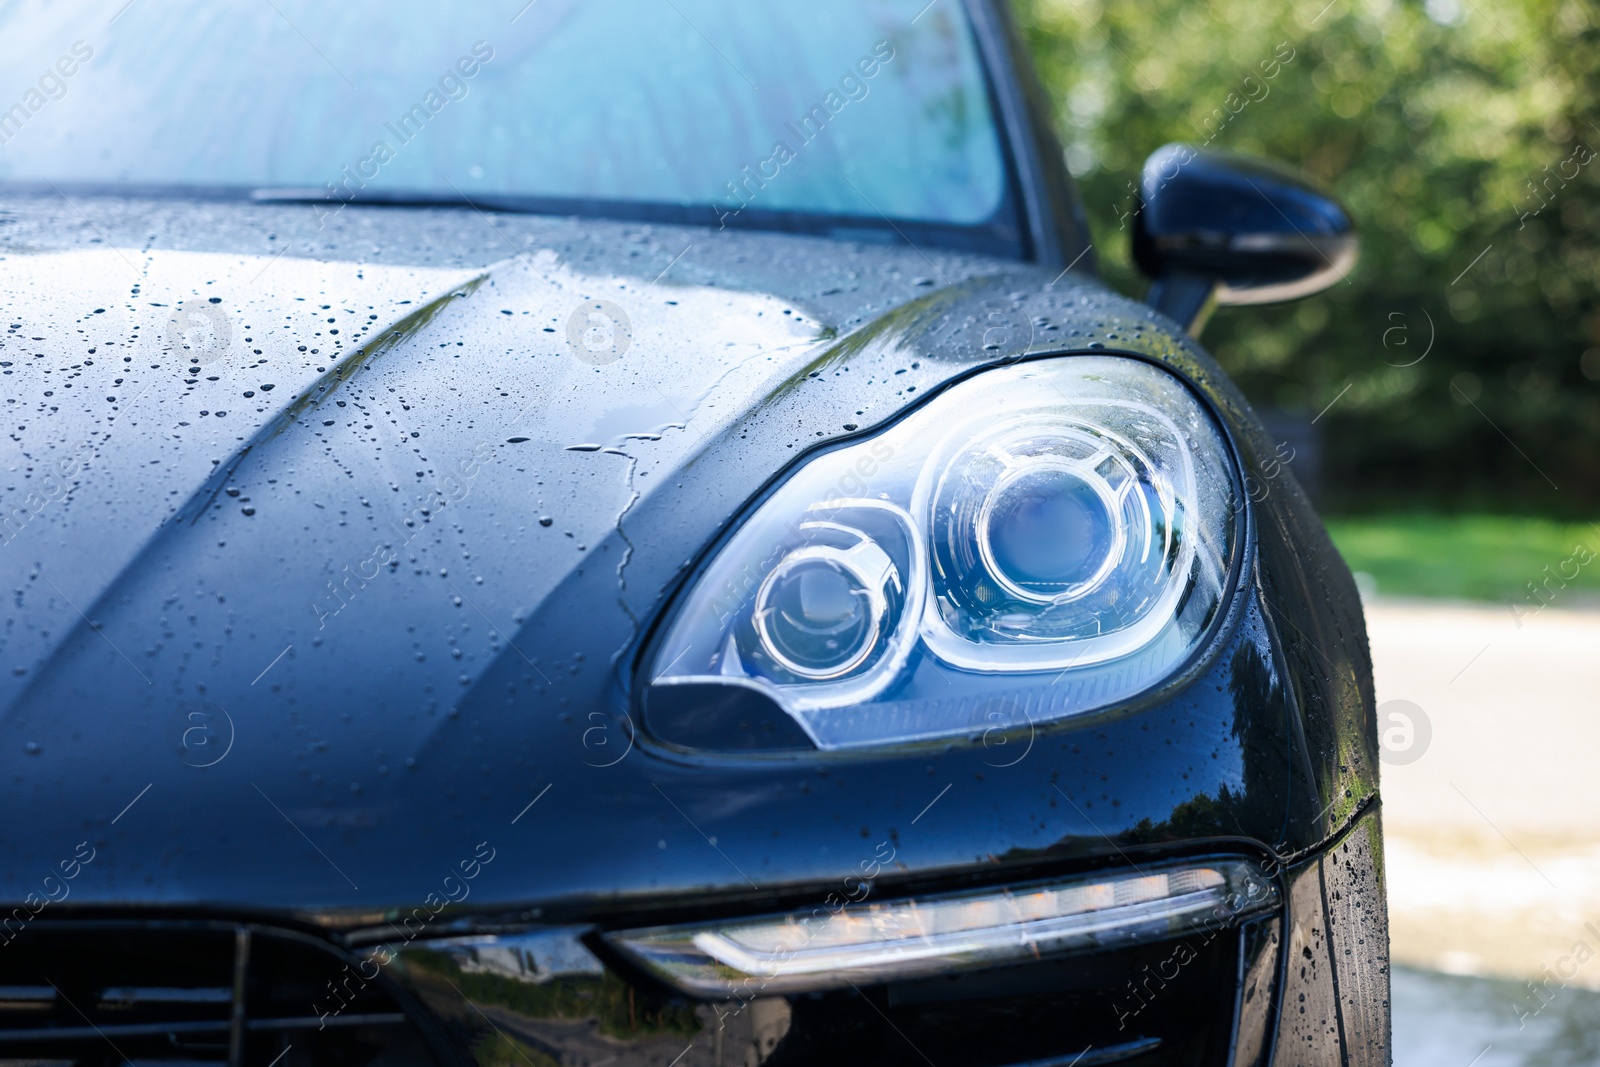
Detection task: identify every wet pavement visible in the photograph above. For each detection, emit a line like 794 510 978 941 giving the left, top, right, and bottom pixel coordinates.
1371 598 1600 1062
1395 965 1600 1066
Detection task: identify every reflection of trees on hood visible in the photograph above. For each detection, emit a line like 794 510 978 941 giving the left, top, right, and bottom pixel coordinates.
1110 605 1304 850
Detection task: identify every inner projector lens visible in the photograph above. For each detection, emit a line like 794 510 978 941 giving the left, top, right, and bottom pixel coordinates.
980 465 1119 601
756 554 878 679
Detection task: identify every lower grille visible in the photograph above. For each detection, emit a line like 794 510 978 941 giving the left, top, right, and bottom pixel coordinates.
0 920 440 1066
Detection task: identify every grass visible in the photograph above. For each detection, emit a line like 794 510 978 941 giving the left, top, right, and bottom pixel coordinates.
1323 514 1600 603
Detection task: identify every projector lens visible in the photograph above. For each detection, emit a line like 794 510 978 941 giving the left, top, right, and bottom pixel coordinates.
979 462 1121 602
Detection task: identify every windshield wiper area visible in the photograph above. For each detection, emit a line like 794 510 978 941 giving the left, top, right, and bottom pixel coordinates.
244 186 1021 256
0 179 1024 259
249 187 487 210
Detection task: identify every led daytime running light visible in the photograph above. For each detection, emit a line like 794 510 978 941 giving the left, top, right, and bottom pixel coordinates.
607 860 1277 997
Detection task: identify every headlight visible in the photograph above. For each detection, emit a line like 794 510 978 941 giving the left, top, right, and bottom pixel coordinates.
648 356 1239 750
606 860 1278 997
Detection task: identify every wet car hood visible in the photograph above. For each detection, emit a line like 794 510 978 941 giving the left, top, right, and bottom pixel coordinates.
0 195 1301 920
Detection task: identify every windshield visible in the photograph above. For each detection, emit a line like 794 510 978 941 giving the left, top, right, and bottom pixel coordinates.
0 0 1019 251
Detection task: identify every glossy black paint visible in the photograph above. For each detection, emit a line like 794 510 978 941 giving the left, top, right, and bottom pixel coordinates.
1134 143 1359 308
0 211 1352 913
0 1 1384 1062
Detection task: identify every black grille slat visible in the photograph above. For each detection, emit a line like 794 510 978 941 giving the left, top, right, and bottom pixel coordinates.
0 1018 232 1042
248 1012 410 1031
0 920 438 1065
228 925 250 1067
99 986 234 1004
0 1012 412 1043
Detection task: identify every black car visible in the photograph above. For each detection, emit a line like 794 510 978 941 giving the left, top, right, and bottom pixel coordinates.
0 1 1386 1064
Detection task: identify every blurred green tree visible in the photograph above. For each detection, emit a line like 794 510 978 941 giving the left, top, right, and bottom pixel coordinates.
1012 0 1600 512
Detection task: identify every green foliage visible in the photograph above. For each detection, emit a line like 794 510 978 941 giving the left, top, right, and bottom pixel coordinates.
472 1030 559 1067
404 948 701 1042
1325 513 1600 600
1011 0 1600 508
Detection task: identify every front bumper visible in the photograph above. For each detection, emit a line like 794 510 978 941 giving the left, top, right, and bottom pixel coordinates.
389 807 1387 1066
0 809 1386 1067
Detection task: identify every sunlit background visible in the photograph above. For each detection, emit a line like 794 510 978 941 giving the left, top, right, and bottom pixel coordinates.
1013 0 1600 1060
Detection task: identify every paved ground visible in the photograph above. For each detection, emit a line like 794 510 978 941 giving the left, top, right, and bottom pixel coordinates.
1368 597 1600 1063
1394 965 1600 1066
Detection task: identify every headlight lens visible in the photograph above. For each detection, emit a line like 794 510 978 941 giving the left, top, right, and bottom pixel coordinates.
649 356 1238 750
606 860 1278 997
754 529 894 680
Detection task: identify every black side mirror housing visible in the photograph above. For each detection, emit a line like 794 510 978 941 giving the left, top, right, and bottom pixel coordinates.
1133 143 1357 335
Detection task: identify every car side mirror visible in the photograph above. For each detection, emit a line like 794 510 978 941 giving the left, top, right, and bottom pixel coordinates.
1132 143 1357 336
